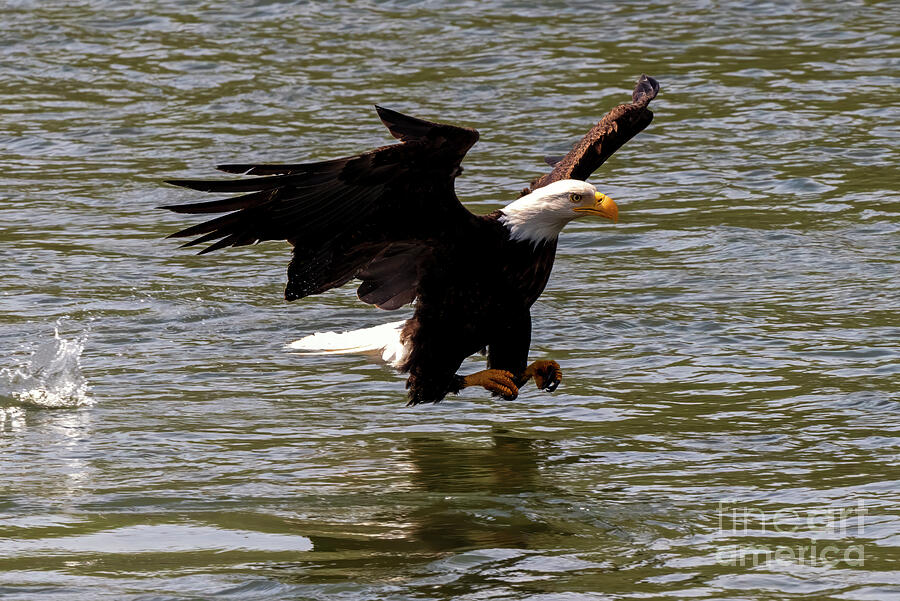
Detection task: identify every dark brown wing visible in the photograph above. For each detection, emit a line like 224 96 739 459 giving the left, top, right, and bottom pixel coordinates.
162 106 480 304
524 74 659 194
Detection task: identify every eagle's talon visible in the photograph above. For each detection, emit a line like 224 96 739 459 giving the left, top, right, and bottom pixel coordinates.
490 371 519 400
526 360 562 392
464 369 519 400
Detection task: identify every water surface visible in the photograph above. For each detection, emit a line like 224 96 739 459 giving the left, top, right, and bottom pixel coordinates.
1 1 899 599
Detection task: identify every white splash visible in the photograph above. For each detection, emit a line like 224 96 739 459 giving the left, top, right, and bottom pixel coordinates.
0 406 25 432
1 322 94 409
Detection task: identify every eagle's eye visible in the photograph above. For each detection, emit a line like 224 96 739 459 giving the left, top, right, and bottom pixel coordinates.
569 193 582 203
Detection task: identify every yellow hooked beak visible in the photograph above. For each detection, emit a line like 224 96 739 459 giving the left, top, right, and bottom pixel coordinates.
573 191 618 223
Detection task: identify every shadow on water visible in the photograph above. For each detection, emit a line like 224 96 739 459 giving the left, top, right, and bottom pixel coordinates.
403 432 551 552
262 431 681 598
268 431 572 582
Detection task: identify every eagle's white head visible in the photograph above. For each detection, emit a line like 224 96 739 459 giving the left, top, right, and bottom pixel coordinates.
498 179 618 245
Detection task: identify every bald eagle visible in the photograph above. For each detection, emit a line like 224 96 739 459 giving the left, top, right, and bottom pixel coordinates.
163 75 659 405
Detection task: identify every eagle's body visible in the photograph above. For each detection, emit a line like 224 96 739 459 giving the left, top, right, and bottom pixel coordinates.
395 211 559 404
164 75 659 405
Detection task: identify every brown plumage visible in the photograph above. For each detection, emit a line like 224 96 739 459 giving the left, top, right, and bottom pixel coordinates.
524 74 659 195
162 75 658 405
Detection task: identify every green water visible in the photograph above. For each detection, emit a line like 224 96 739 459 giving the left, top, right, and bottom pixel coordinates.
1 1 898 599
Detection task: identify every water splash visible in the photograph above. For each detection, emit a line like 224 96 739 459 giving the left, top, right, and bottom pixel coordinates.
1 322 94 409
0 406 25 431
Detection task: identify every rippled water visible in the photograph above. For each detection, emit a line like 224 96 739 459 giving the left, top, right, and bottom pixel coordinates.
2 1 898 599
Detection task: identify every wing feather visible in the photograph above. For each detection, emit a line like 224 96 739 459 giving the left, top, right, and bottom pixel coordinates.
163 106 480 305
375 105 478 147
162 190 273 215
525 74 659 194
215 157 347 175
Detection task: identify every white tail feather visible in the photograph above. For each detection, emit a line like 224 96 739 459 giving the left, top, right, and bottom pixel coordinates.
287 320 409 367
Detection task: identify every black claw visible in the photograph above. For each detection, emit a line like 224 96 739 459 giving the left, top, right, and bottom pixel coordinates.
546 379 560 392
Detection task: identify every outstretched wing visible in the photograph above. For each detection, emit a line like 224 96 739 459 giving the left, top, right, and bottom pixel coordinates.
524 74 659 194
163 106 480 305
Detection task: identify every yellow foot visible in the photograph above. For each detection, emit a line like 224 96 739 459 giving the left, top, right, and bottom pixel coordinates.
462 369 519 400
524 360 562 392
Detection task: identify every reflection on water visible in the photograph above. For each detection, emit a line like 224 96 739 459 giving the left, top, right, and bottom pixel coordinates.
404 434 547 552
408 433 543 495
1 0 899 599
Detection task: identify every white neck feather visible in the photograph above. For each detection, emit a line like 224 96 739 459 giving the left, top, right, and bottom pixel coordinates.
498 194 575 245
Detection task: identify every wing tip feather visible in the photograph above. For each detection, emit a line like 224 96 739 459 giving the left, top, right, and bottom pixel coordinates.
632 74 660 107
